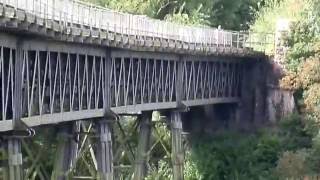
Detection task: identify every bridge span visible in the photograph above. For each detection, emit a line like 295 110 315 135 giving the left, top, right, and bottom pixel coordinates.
0 0 270 180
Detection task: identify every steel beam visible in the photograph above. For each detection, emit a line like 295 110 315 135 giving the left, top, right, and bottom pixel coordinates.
133 112 152 180
20 40 106 57
171 111 184 180
110 50 179 61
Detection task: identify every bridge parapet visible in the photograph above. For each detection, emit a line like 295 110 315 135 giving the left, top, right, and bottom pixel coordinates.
0 0 273 56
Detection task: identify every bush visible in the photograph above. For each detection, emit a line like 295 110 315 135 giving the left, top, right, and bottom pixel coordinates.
275 150 309 179
185 114 314 180
145 158 173 180
278 114 313 150
184 152 202 180
190 132 279 180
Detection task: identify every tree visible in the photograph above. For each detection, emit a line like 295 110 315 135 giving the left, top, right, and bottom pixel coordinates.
86 0 268 30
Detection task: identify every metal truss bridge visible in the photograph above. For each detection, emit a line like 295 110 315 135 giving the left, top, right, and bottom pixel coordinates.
0 0 271 179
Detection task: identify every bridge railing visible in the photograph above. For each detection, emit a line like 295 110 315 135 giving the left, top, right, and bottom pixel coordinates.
1 0 274 52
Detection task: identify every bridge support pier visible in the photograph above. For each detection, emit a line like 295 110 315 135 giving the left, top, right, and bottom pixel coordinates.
4 138 23 180
52 122 80 180
96 119 113 180
171 111 184 180
133 112 152 180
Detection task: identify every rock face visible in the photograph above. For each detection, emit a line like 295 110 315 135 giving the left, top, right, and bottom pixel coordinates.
265 54 296 122
241 59 296 126
267 88 295 123
243 58 296 125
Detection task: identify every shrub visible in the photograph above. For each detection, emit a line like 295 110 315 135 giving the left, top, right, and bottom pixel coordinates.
185 114 314 180
278 114 313 150
145 158 173 180
184 152 203 180
190 132 279 180
275 150 309 179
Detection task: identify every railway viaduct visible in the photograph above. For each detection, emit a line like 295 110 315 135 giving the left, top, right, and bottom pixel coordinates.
0 0 272 179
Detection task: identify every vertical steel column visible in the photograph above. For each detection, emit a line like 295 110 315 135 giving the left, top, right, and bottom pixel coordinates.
52 122 79 180
236 63 253 129
176 56 184 103
133 111 152 180
96 120 113 180
171 111 184 180
6 138 23 180
13 40 23 129
171 55 185 180
253 60 266 125
70 122 81 170
95 49 113 180
5 40 25 180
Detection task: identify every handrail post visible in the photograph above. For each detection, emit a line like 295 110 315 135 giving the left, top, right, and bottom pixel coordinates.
230 32 233 48
237 32 240 48
249 31 251 48
223 32 226 48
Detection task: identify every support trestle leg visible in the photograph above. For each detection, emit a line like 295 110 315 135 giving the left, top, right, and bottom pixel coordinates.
95 119 113 180
171 111 184 180
52 122 80 180
133 112 152 180
5 138 23 180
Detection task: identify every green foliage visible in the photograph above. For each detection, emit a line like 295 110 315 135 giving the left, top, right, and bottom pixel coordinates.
250 0 308 54
251 0 305 33
184 152 202 180
307 133 320 173
113 116 139 168
277 114 313 150
184 114 314 180
145 158 173 180
143 113 316 180
284 124 320 176
286 22 320 72
86 0 268 30
190 132 278 180
275 149 309 179
145 152 202 180
278 0 320 124
278 0 320 71
164 3 209 26
205 0 264 30
23 128 58 175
